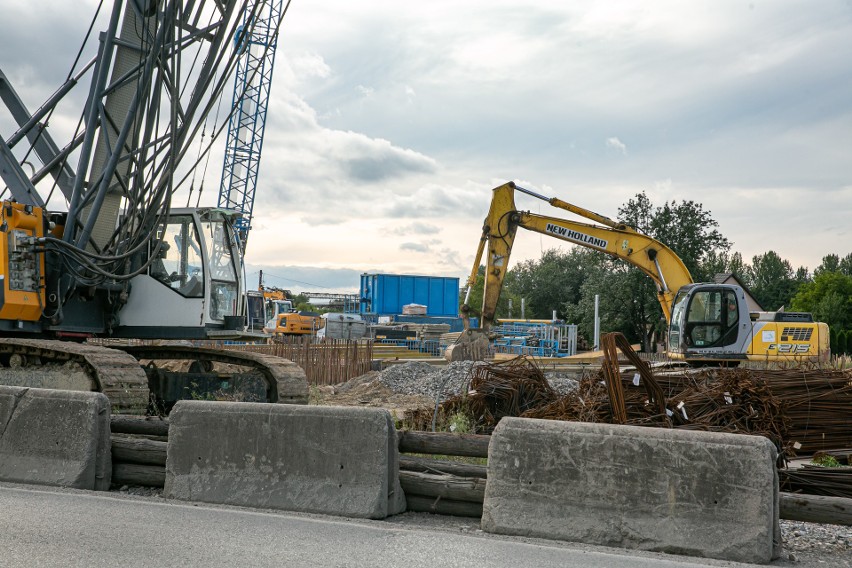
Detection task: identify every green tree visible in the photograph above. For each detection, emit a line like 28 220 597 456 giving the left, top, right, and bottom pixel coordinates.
619 192 732 282
815 254 840 277
839 253 852 277
564 257 662 351
460 265 520 322
791 272 852 330
596 192 733 349
750 251 798 311
815 253 852 277
701 250 753 286
794 266 811 285
506 248 595 320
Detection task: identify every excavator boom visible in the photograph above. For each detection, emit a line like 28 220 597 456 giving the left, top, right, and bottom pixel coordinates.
467 182 692 331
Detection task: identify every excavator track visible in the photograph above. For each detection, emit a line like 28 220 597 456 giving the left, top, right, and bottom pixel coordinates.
0 338 150 414
115 345 309 405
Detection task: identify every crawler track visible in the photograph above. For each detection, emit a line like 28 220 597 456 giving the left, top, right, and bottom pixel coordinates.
115 345 309 405
0 338 150 414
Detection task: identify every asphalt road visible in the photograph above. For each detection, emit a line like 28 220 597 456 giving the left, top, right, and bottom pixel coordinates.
0 483 781 568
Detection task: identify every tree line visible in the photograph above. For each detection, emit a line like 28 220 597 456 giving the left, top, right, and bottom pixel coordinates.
465 192 852 353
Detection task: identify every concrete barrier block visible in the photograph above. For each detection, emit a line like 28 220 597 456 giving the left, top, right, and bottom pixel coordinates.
482 418 779 565
0 386 111 490
164 401 406 519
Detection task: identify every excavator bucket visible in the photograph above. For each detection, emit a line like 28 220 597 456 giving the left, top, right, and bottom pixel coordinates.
444 329 491 362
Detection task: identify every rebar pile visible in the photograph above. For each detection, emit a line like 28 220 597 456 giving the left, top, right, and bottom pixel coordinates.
520 369 790 453
407 351 851 460
662 369 790 454
780 466 852 499
405 358 559 433
748 367 852 455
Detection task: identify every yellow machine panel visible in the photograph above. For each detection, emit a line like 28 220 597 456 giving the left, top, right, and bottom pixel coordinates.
0 201 45 322
747 321 829 362
274 312 323 336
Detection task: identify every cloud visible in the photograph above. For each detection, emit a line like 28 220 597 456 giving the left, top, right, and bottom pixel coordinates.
387 222 441 236
3 0 851 278
339 140 436 182
384 182 491 219
247 264 365 293
400 242 431 253
605 137 627 155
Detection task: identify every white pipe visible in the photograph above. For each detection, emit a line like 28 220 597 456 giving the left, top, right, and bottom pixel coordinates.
594 294 600 350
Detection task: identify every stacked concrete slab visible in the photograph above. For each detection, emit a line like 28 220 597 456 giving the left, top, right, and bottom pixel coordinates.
165 401 406 519
0 386 111 490
482 417 780 564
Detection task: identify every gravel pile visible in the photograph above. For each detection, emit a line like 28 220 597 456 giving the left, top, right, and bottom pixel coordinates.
376 362 581 399
116 485 163 498
378 361 484 398
781 519 851 556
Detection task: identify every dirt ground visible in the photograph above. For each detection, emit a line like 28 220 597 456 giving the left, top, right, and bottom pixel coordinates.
312 371 436 419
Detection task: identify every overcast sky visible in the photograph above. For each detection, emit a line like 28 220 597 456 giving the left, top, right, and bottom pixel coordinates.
1 1 851 293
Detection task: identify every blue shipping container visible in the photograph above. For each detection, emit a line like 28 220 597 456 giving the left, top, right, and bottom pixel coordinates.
360 273 459 317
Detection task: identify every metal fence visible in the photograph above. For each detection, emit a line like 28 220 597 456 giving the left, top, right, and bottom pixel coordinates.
377 338 443 357
226 337 374 385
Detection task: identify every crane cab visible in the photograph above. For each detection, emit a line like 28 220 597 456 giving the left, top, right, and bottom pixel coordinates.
116 208 244 338
667 284 828 364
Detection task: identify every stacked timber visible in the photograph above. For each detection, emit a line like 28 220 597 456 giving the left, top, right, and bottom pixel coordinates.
397 430 489 518
106 415 852 526
110 415 168 487
402 324 452 342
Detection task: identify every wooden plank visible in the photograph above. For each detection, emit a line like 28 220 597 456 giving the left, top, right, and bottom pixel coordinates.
399 470 486 503
112 463 166 488
111 415 169 437
780 492 852 526
405 495 482 518
111 436 167 466
398 431 490 458
399 455 487 479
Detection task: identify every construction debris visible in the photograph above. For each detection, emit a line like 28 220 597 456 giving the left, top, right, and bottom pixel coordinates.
403 338 852 461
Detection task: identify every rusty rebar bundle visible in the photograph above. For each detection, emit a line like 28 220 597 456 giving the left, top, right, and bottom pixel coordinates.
599 333 667 424
405 357 560 433
780 465 852 499
406 352 852 460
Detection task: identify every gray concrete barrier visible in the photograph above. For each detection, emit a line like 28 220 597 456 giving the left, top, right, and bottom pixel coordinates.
482 417 779 565
164 401 406 519
0 386 111 490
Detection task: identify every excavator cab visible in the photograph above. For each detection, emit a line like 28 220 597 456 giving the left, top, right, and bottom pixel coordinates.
667 284 750 364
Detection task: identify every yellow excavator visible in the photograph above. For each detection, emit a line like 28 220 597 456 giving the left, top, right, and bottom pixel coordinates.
447 182 829 365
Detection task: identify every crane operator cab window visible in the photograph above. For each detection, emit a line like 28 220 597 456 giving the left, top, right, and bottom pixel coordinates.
682 289 739 348
200 215 240 321
149 216 204 298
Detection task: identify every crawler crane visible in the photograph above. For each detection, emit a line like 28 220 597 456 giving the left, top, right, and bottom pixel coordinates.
0 1 307 411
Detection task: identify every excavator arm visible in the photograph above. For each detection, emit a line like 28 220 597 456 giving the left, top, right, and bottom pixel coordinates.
449 182 693 361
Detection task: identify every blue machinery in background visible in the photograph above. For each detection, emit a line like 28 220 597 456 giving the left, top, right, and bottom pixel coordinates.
218 0 284 253
490 321 578 358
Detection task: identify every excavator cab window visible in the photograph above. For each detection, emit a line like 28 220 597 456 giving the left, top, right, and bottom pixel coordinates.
149 216 203 298
682 289 739 348
668 290 689 352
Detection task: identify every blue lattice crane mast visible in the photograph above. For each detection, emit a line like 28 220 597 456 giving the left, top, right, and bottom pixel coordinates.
218 0 285 254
